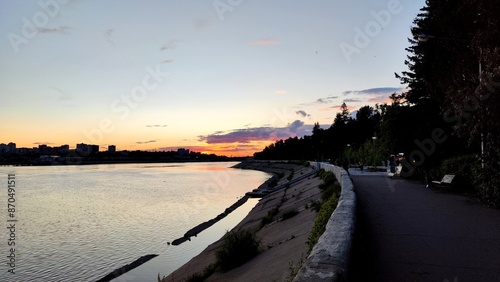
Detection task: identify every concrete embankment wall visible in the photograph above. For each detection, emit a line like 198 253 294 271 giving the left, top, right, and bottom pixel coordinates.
294 163 356 282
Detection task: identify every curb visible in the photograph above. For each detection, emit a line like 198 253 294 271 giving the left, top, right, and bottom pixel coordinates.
294 164 356 282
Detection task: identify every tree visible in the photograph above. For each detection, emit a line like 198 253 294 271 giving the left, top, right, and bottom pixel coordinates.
397 0 500 206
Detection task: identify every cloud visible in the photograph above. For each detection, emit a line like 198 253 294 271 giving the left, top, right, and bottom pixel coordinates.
343 98 362 103
146 125 168 128
156 144 264 154
136 140 158 144
341 87 408 105
33 142 54 145
298 96 338 107
47 86 74 104
160 40 178 51
198 120 311 144
194 19 212 30
342 87 405 96
161 59 173 64
37 26 72 34
274 89 287 94
103 28 114 43
316 98 330 104
319 104 357 112
249 38 280 46
295 110 310 118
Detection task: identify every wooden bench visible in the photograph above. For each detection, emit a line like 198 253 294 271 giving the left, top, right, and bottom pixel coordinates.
432 174 456 187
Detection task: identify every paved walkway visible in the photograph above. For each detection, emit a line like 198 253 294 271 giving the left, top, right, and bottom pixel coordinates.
348 168 500 282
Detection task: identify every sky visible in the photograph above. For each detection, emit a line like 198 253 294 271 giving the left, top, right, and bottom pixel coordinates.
0 0 424 157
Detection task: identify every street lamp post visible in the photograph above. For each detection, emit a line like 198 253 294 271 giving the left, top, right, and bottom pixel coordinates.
417 33 484 168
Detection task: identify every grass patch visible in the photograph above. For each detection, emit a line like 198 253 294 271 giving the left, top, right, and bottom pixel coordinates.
216 229 261 272
185 263 217 282
259 206 280 229
309 199 321 212
281 208 299 220
182 229 260 281
286 255 305 281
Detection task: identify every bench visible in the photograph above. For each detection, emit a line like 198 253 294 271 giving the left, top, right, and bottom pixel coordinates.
432 174 456 187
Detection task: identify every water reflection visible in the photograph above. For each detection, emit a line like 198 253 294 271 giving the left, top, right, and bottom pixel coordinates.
0 162 270 282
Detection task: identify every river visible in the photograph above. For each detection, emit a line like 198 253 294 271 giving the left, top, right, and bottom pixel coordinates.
0 162 270 282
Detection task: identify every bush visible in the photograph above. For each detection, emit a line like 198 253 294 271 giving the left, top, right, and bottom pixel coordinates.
309 200 321 212
268 178 278 188
307 194 339 252
259 207 279 229
281 209 299 220
440 154 480 192
216 230 261 272
476 167 500 208
305 168 342 252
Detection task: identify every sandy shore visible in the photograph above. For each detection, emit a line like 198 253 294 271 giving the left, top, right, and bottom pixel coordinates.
161 161 324 281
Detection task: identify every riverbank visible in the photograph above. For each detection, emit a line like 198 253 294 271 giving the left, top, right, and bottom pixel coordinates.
161 160 323 281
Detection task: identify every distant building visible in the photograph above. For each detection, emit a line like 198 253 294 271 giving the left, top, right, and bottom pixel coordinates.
59 145 70 153
76 143 99 155
108 145 116 153
0 142 17 154
90 145 99 154
8 142 16 153
0 144 7 154
38 144 48 154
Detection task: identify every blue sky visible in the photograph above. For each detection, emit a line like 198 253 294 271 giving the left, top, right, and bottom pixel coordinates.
0 0 424 156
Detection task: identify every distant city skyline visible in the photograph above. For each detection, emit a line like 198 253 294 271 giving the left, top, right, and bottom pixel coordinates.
1 1 424 156
0 141 195 153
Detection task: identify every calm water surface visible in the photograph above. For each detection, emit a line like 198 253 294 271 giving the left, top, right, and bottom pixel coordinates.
0 162 270 282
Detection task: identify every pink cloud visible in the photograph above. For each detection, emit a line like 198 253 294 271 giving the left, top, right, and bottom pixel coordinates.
249 38 280 46
198 120 311 144
160 40 178 51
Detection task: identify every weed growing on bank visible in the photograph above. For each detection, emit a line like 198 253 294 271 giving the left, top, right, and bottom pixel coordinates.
182 229 261 281
306 170 341 253
216 229 261 272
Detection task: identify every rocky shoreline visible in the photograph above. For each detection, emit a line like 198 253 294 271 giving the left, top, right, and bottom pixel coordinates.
161 160 324 281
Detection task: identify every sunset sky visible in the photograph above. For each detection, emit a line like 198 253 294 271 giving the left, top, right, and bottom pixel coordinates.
1 0 423 156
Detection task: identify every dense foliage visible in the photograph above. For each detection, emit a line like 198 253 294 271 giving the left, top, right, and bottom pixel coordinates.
255 0 500 207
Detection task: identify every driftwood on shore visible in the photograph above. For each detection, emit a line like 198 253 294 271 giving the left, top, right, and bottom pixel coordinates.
95 254 158 282
171 196 249 246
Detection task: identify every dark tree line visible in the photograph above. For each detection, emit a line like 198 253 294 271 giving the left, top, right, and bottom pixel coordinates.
256 0 500 206
254 103 382 164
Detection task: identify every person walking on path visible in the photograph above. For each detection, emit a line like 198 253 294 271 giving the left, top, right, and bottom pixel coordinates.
342 159 350 176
